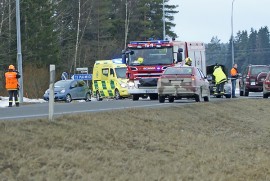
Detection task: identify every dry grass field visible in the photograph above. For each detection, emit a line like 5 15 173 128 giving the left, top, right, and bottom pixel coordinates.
0 99 270 181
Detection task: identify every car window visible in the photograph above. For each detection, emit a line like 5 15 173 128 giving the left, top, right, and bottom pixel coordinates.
70 81 77 88
77 80 85 87
115 67 127 78
54 81 70 88
197 68 205 79
251 66 270 75
164 67 192 75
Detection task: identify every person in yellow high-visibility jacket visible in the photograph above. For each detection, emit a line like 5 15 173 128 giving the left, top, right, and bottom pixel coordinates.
213 65 227 95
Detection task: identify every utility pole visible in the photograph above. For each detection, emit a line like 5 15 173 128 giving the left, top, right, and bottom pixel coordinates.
163 0 165 40
231 0 235 67
16 0 23 103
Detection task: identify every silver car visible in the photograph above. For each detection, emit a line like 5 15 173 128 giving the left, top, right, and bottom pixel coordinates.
157 66 210 103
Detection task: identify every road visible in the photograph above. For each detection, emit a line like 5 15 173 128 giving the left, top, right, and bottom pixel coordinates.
0 92 263 121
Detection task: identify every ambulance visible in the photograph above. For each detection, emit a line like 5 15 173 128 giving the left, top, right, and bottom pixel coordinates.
92 59 129 101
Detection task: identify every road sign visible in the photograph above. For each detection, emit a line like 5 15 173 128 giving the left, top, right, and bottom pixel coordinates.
61 72 68 80
73 74 92 80
76 67 88 72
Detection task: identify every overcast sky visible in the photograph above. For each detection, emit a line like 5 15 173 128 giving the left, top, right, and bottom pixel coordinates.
169 0 270 43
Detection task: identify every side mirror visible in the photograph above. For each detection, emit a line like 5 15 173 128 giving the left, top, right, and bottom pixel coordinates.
177 52 182 63
121 54 126 64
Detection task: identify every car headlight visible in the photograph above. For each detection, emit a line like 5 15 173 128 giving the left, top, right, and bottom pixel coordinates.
120 83 127 88
60 89 66 93
128 82 135 87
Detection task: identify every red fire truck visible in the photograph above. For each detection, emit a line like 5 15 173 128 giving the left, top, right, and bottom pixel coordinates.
122 40 206 101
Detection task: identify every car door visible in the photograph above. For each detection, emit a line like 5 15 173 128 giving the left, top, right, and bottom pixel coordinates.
76 80 87 99
197 68 209 97
69 80 78 99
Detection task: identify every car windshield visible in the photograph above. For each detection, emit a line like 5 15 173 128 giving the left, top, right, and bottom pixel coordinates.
115 67 127 78
251 66 270 75
54 81 70 88
164 67 192 75
129 47 173 66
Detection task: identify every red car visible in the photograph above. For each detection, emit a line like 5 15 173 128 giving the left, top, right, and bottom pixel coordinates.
263 71 270 98
239 65 270 96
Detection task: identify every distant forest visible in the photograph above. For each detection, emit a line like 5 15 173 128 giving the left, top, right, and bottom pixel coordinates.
206 26 270 73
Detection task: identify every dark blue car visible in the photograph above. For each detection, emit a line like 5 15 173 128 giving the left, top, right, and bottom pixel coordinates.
43 80 91 103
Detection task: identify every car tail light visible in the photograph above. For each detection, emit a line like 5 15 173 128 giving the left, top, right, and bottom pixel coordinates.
265 80 270 85
247 69 251 78
191 75 195 86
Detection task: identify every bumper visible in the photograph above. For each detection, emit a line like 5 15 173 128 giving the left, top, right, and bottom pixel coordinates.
119 89 130 97
158 86 199 96
128 87 157 94
43 94 66 101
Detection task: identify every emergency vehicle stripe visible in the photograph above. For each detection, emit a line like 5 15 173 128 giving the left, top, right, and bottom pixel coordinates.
108 90 114 96
101 81 107 89
94 80 99 90
100 90 106 96
110 80 115 89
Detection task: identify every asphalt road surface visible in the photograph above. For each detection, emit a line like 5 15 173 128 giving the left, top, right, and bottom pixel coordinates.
0 92 263 121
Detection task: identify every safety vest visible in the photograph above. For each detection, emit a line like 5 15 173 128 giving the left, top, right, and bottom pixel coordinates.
5 71 19 90
213 67 227 84
230 67 238 79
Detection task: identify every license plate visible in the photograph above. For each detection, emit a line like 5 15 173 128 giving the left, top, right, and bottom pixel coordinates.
251 82 255 85
171 80 182 84
145 90 157 93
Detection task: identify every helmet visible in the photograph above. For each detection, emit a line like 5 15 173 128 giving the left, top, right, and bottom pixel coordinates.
185 57 192 66
137 57 144 64
8 64 15 70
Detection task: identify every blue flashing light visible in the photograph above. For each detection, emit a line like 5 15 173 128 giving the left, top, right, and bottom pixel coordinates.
112 58 123 64
130 40 170 44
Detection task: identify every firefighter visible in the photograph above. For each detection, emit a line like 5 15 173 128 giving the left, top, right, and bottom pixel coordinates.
184 57 192 66
137 57 144 64
213 65 227 96
5 64 21 107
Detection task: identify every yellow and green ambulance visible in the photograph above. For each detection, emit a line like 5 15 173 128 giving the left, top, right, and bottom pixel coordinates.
92 59 129 101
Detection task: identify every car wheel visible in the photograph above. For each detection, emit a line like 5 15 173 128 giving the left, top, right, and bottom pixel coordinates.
65 94 72 103
96 91 102 101
243 86 249 96
195 90 202 102
168 96 174 103
225 94 231 98
159 95 165 103
85 93 91 102
239 83 244 96
132 94 139 101
240 90 244 96
263 93 269 98
115 89 121 100
204 95 210 102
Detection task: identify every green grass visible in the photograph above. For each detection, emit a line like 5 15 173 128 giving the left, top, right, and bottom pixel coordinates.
0 99 270 181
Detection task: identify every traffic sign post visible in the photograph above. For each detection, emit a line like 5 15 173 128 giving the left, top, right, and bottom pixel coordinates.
73 74 92 80
75 67 90 86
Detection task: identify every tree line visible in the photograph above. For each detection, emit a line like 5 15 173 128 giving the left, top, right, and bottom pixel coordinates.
206 26 270 73
0 0 178 97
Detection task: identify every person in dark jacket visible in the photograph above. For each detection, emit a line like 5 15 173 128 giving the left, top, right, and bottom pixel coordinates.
5 65 21 107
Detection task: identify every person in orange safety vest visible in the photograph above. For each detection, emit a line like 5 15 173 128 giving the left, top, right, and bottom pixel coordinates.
5 64 21 107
